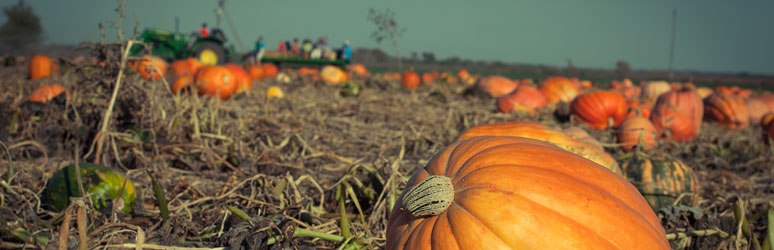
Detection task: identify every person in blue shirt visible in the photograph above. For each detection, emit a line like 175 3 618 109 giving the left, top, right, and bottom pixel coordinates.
252 36 265 64
341 40 352 64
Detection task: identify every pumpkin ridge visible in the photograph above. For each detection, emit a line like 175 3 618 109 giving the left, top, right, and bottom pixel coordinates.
447 203 513 249
455 166 667 249
449 141 564 181
404 214 439 249
454 187 621 249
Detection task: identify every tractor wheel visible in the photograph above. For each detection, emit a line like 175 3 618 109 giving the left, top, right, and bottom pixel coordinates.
194 41 225 66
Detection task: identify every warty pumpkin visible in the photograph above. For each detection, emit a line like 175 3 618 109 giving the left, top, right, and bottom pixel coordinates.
539 76 580 104
457 121 621 174
29 84 71 103
386 136 669 250
621 153 700 211
650 88 703 142
703 93 750 130
570 91 628 130
478 75 517 98
195 66 237 100
401 71 420 90
617 116 658 152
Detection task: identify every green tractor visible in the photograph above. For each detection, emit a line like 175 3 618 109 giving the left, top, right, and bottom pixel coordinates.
130 28 237 65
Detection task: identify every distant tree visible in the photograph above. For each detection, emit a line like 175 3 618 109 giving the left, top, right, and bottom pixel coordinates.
422 52 436 64
367 8 406 69
615 60 631 76
0 0 42 52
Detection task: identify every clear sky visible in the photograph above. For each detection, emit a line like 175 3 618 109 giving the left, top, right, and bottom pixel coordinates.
4 0 773 74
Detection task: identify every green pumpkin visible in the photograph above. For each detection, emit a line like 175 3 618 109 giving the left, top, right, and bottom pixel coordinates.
339 82 362 97
621 154 700 211
42 163 137 213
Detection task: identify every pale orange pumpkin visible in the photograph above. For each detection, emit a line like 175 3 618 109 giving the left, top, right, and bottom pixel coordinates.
747 98 770 124
695 87 713 99
618 116 658 152
386 136 668 249
478 75 518 98
348 63 370 77
321 65 348 85
29 84 71 103
195 66 237 100
641 81 671 103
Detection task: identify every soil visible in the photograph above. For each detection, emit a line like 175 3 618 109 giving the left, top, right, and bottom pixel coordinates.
0 47 772 249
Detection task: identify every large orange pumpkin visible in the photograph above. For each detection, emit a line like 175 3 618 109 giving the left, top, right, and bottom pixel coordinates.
29 84 71 103
320 65 348 85
401 71 420 90
29 55 55 80
136 55 168 80
704 93 750 130
496 85 546 116
540 76 580 104
618 116 658 152
224 64 251 94
478 75 518 98
386 136 668 249
747 98 770 125
457 121 621 174
262 63 279 78
570 91 628 130
650 88 703 142
195 66 237 100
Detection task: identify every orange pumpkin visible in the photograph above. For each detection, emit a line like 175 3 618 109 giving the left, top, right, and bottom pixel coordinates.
457 121 621 174
29 55 54 80
195 66 237 100
247 65 265 82
262 63 279 78
457 69 470 81
669 82 683 90
386 136 668 249
704 93 750 130
224 64 251 94
618 116 658 152
169 58 201 77
401 71 420 90
650 88 703 142
348 63 370 77
171 75 194 94
136 55 168 80
29 84 71 103
478 75 518 98
715 86 734 95
570 91 628 130
540 76 580 104
616 85 642 101
496 85 547 116
420 73 434 86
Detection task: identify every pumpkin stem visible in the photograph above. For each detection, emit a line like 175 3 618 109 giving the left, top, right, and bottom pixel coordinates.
401 175 454 217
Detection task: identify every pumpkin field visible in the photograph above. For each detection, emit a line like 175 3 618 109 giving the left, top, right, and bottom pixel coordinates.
0 43 773 249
